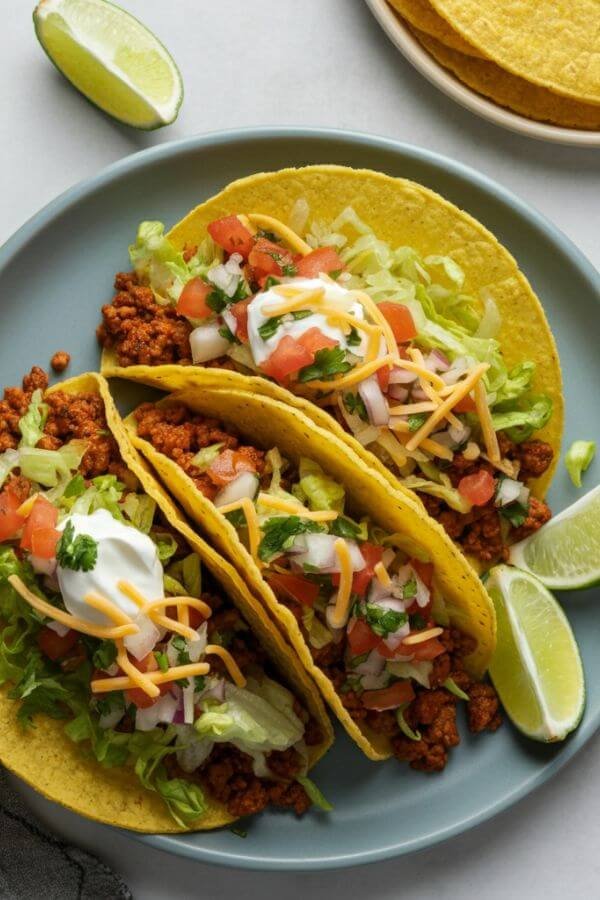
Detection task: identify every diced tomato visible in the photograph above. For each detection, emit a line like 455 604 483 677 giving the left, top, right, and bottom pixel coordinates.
207 448 258 487
268 572 320 608
332 542 384 598
230 297 252 343
362 681 415 710
176 277 213 319
249 238 295 280
458 470 495 506
207 215 255 259
0 490 25 542
125 652 169 709
260 335 314 383
376 365 390 392
378 302 417 343
297 327 338 355
374 639 409 660
347 618 381 656
20 497 58 552
410 559 434 589
404 636 446 661
296 247 344 278
37 626 79 661
453 394 477 413
31 527 61 559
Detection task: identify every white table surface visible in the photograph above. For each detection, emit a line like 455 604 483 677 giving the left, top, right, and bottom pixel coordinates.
2 1 599 897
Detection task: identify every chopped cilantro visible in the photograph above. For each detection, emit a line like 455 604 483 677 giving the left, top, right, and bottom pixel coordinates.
329 517 361 539
92 640 117 671
499 501 529 528
154 650 169 673
346 326 361 346
225 508 246 529
402 576 417 600
206 288 228 314
56 521 98 572
263 276 281 290
171 635 190 665
410 613 427 630
408 413 427 432
298 347 352 383
329 269 343 281
364 603 407 638
218 325 239 344
230 826 248 838
258 309 312 341
258 516 324 562
344 392 368 421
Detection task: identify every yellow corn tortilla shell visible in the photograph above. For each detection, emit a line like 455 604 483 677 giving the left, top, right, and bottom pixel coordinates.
0 373 332 833
388 0 484 58
102 164 563 506
428 0 600 106
414 28 600 130
123 381 497 761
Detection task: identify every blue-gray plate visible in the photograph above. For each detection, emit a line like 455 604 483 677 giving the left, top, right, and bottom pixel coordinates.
1 128 598 871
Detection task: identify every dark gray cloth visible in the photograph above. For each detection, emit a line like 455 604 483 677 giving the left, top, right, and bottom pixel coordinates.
0 768 132 900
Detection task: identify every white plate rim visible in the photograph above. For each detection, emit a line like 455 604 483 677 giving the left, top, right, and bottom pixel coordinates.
365 0 600 148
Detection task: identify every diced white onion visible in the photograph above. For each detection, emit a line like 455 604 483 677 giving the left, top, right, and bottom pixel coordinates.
449 422 471 445
47 619 70 637
123 614 160 661
389 366 418 385
354 649 386 676
425 349 450 372
361 672 390 691
214 472 259 508
442 357 469 385
222 307 237 335
183 682 195 725
358 375 389 427
293 534 366 573
189 323 231 364
430 430 458 450
176 731 214 773
207 253 244 298
99 706 125 730
354 425 381 446
518 485 531 506
135 693 179 732
30 555 57 577
188 622 207 662
495 478 525 507
197 677 226 703
388 384 409 402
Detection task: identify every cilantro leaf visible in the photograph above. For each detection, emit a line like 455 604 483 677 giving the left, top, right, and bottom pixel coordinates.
218 325 239 344
258 516 324 562
298 347 352 383
402 576 417 600
56 521 98 572
329 517 361 539
93 640 117 671
171 635 190 665
364 603 407 638
258 316 285 341
154 650 169 673
346 327 361 347
499 501 528 528
343 392 368 421
408 413 427 432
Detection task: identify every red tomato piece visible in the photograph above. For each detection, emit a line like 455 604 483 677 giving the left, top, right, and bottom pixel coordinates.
21 497 58 552
453 394 477 413
125 652 169 709
376 365 390 392
297 327 338 355
378 302 417 343
207 448 258 487
362 681 415 710
176 277 213 319
31 527 61 559
230 297 252 343
405 636 446 661
207 216 254 259
374 639 410 660
458 470 496 506
410 559 434 589
268 572 320 608
249 238 295 280
347 618 381 656
37 626 79 661
260 335 314 383
0 490 25 542
296 247 344 278
333 542 384 598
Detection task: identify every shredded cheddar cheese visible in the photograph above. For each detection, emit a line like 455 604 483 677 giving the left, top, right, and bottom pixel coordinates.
216 497 261 563
307 354 395 391
329 539 353 629
257 493 338 522
374 561 392 588
116 639 159 698
389 401 438 415
402 627 444 645
85 592 134 626
16 493 40 518
247 214 312 256
8 575 139 640
474 379 501 463
352 291 401 365
205 644 247 688
91 662 211 694
143 595 213 620
405 364 489 451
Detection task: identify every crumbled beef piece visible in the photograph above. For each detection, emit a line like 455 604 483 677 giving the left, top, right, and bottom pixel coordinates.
98 272 193 366
511 496 552 542
23 366 49 393
304 717 324 747
4 474 31 503
518 441 554 479
312 639 345 668
365 710 398 736
461 508 508 563
467 682 502 733
267 747 303 779
50 351 70 373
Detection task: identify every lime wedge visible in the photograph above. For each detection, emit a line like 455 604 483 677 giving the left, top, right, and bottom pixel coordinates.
509 485 600 590
33 0 183 129
487 565 584 742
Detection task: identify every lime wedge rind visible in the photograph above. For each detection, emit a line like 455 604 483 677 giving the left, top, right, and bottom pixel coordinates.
487 565 585 742
509 485 600 591
33 0 183 130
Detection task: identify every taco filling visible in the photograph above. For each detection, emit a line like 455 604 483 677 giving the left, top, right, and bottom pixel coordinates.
133 399 501 772
0 369 328 826
98 207 554 563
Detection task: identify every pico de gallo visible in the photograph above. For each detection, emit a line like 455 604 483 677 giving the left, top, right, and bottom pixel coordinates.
134 400 502 772
99 205 555 564
0 369 329 825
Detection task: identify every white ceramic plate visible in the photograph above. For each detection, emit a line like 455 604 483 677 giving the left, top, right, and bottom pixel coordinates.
366 0 600 147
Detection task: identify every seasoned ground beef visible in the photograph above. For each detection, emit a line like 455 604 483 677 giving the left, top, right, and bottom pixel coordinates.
97 272 193 366
50 351 70 373
134 402 266 500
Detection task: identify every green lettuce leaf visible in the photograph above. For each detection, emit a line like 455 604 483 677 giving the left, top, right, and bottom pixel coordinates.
18 390 48 448
565 440 596 488
491 396 553 443
129 221 216 304
292 458 345 512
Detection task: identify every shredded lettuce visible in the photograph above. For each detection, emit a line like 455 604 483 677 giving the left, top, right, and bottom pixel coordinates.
70 474 124 520
565 440 596 488
297 775 333 812
302 608 334 649
121 493 156 533
190 443 225 472
18 440 86 489
182 553 201 598
0 449 20 489
129 221 217 304
292 458 345 512
491 396 553 443
151 532 178 563
18 390 48 448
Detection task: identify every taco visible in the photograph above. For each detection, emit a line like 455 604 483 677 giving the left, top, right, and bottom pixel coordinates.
0 368 332 832
124 380 501 769
98 165 563 568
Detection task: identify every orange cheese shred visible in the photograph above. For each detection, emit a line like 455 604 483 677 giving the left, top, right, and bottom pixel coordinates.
204 644 247 688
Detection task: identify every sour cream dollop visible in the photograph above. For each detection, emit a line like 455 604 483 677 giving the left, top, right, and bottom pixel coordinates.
56 509 164 627
246 277 367 365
